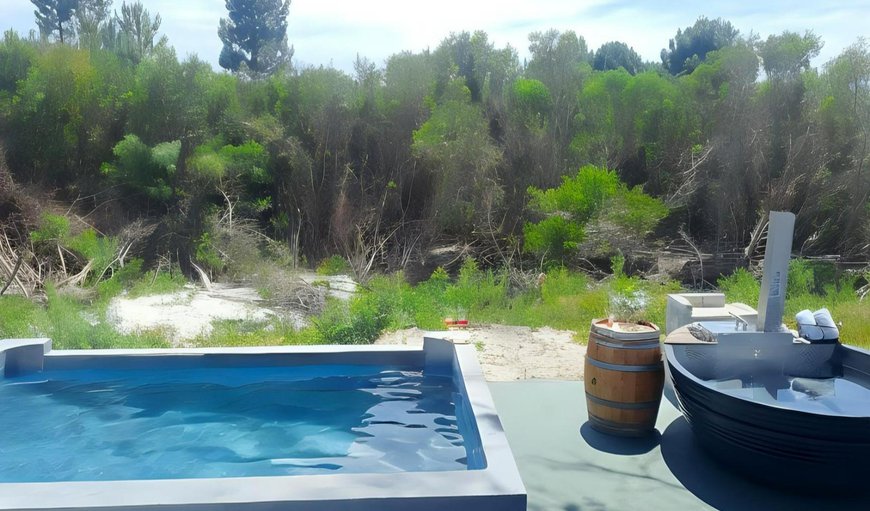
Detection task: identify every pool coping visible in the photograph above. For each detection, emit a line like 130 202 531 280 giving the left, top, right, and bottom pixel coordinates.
0 337 527 511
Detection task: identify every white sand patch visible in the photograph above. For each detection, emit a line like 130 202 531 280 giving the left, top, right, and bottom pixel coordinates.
295 272 358 301
376 325 586 381
107 283 303 345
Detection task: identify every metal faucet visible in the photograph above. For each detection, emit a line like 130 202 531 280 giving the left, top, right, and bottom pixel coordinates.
729 312 750 331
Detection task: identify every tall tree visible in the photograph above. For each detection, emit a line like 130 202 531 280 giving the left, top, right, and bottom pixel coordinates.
412 79 503 235
820 39 870 254
661 17 739 75
115 1 162 63
758 31 822 81
432 31 518 104
31 0 78 44
526 29 591 178
75 0 111 50
218 0 293 77
593 41 643 74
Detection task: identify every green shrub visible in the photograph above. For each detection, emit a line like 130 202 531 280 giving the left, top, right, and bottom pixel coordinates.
0 295 43 338
316 255 351 275
443 258 509 314
606 185 670 234
187 148 227 181
365 272 423 329
102 135 176 202
540 268 589 306
191 318 311 347
354 262 678 339
195 232 224 273
523 216 585 264
95 259 143 303
428 266 450 286
30 213 70 244
30 217 124 285
524 165 667 264
41 285 169 350
512 78 552 113
511 78 552 126
314 292 387 345
718 268 760 304
67 228 119 278
315 291 386 345
92 259 186 303
787 258 815 297
444 258 480 311
528 165 619 221
409 269 454 329
128 268 188 298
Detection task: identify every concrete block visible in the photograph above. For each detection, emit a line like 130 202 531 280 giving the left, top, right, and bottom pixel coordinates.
1 338 51 377
666 294 758 334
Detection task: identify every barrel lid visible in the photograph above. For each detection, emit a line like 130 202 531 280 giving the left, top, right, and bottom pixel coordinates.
591 318 660 341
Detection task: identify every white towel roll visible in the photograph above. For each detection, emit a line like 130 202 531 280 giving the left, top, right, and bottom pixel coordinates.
813 308 839 340
795 309 824 341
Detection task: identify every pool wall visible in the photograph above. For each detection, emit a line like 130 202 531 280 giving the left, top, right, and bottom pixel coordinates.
0 337 526 511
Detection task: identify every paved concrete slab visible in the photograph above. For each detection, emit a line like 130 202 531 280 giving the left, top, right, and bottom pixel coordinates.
489 380 868 511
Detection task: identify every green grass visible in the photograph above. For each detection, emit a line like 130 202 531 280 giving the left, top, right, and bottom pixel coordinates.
0 295 44 338
3 256 866 350
0 286 169 349
719 261 870 349
188 318 320 347
128 270 188 298
0 261 186 350
358 258 866 349
834 302 870 347
315 255 351 276
189 293 391 348
360 261 681 343
716 267 759 305
94 259 187 305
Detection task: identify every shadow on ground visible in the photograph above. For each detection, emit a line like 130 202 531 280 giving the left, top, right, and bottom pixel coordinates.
660 416 869 511
579 422 660 455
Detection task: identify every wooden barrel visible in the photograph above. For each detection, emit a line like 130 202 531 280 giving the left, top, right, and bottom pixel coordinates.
585 319 664 437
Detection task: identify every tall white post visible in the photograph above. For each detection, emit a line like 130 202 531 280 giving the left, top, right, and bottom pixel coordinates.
756 211 796 332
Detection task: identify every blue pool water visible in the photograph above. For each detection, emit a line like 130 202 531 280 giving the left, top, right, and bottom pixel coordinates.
0 365 479 482
710 375 870 415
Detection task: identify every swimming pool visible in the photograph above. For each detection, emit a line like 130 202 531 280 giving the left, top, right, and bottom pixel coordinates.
0 338 525 510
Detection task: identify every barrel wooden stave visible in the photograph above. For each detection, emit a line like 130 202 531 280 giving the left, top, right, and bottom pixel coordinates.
584 320 664 437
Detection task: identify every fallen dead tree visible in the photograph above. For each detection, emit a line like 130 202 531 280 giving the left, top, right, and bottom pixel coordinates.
0 233 40 297
0 147 40 296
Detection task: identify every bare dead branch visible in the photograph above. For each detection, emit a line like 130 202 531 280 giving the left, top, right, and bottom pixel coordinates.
679 227 704 288
189 259 212 291
0 251 23 296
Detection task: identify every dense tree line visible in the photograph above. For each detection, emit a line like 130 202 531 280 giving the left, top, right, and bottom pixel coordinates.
1 7 868 282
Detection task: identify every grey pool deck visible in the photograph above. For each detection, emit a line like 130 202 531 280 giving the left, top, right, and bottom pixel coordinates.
489 380 869 511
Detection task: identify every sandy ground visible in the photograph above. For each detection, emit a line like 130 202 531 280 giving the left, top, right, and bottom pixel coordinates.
376 325 586 381
106 274 357 346
107 276 586 380
295 272 357 301
106 283 306 345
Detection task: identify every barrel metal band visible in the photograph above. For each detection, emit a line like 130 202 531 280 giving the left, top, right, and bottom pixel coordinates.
585 392 660 410
587 358 662 372
594 338 661 350
588 415 652 437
